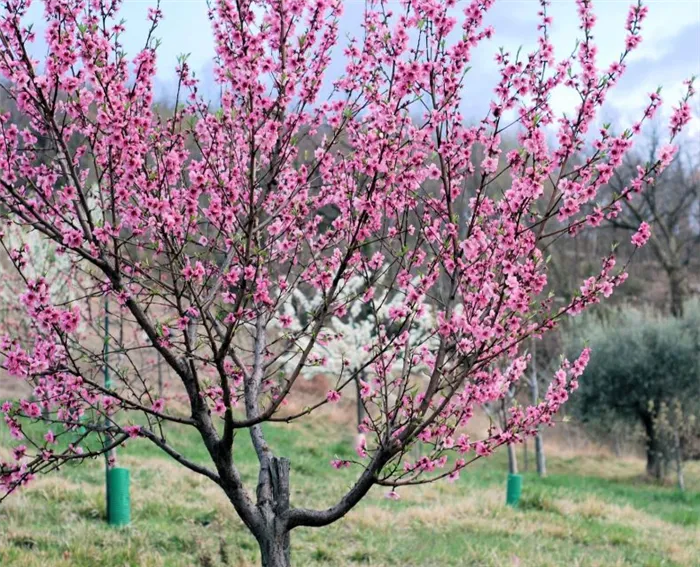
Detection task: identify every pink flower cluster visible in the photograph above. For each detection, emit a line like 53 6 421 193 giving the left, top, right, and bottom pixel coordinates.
631 222 651 248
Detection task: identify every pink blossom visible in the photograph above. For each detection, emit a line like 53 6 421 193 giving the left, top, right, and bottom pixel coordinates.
213 399 227 416
355 435 368 459
368 252 384 270
326 390 341 404
62 229 83 248
123 426 141 439
59 306 80 334
631 222 651 247
358 380 372 399
475 442 492 457
481 156 499 174
11 445 27 461
657 144 677 168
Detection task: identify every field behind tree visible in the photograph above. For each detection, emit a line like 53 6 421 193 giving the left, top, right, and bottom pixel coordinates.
1 414 698 567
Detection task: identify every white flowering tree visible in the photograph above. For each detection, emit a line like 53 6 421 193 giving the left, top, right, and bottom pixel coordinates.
279 261 436 429
0 224 79 339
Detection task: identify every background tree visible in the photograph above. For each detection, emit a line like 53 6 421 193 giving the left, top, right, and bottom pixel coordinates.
280 266 435 428
0 225 77 339
606 129 700 317
652 398 698 491
0 1 695 566
571 304 700 479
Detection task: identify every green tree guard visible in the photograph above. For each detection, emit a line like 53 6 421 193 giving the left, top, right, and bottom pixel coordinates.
107 467 131 526
506 473 522 507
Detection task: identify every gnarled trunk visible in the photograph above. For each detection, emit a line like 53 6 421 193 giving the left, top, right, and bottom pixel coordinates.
667 266 686 319
642 414 663 480
255 457 292 567
646 443 663 479
258 526 291 567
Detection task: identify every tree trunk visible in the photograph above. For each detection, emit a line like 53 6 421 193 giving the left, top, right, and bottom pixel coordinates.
355 371 366 428
507 442 518 475
535 432 546 477
668 267 686 318
259 530 291 567
646 446 662 479
530 338 546 477
643 416 663 480
256 457 292 567
646 440 663 480
674 429 685 492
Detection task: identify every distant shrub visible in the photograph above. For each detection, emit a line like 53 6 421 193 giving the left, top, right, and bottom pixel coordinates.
569 302 700 481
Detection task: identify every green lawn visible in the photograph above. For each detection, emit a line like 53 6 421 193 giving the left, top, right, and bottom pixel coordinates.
1 416 699 567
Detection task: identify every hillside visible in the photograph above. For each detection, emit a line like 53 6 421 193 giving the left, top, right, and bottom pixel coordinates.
1 416 698 567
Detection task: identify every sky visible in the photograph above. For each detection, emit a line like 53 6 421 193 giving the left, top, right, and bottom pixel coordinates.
24 0 700 133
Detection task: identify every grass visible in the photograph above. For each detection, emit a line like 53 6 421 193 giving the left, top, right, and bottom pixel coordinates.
1 415 699 567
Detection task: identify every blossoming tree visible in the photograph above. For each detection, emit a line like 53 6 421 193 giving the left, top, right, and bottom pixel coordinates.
0 0 695 565
279 265 435 426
